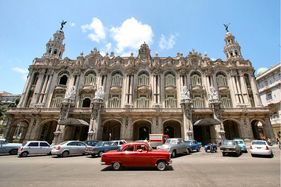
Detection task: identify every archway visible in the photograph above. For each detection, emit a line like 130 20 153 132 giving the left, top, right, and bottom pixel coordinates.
163 120 181 138
251 120 264 140
133 120 151 140
12 121 29 142
59 118 89 141
223 120 240 140
102 120 121 141
39 120 58 144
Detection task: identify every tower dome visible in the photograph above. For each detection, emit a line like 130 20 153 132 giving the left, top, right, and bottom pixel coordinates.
223 32 243 61
257 67 268 76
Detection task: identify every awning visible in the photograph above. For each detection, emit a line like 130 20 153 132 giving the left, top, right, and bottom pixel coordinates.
58 118 89 126
194 118 221 126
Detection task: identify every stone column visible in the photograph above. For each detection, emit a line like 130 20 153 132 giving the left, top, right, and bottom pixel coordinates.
235 76 244 103
250 75 263 107
18 72 33 108
42 74 53 106
238 70 250 105
4 116 15 142
29 116 41 140
181 101 193 140
24 117 35 140
263 116 276 143
120 117 126 140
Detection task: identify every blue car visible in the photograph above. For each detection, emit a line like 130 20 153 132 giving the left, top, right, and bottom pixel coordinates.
233 139 247 153
185 140 202 152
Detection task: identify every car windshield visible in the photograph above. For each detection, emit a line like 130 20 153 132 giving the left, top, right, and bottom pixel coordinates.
166 139 177 144
252 141 266 145
223 141 235 146
185 141 192 145
146 143 153 151
95 142 104 146
235 140 244 144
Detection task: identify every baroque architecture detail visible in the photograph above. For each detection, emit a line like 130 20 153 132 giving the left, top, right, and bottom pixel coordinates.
4 25 276 145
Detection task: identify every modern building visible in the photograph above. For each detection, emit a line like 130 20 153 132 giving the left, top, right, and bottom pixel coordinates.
4 25 275 145
256 63 281 139
0 91 21 105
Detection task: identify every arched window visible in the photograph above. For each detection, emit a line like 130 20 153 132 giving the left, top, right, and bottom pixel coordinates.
165 95 177 108
58 71 69 85
190 72 202 87
82 98 91 107
216 72 228 87
138 72 149 86
111 72 123 86
136 94 149 108
84 71 96 86
108 95 121 108
165 72 176 86
220 95 232 108
54 49 57 55
192 95 205 108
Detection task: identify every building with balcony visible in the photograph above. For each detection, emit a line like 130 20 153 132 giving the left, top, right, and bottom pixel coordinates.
4 25 275 145
256 63 281 139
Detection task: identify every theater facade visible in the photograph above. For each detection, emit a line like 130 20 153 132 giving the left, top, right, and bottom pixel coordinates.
4 26 275 145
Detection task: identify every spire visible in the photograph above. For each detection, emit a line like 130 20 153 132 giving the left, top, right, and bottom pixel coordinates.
223 31 243 61
43 21 66 59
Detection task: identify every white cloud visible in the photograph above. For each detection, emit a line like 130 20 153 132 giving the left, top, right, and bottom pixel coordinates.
70 23 75 27
110 17 153 54
159 34 176 50
81 18 106 43
12 67 28 81
100 43 112 56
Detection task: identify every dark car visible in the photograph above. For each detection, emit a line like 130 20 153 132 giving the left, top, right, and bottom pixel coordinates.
84 140 99 147
220 140 242 156
86 140 126 157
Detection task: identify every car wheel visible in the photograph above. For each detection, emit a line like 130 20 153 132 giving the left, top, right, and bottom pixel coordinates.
9 149 18 155
205 149 207 152
270 153 274 158
222 152 226 156
156 161 166 171
214 147 217 152
197 147 200 152
171 150 176 158
62 151 69 157
47 151 52 155
21 151 28 157
98 151 104 157
91 154 96 158
251 154 255 157
112 162 122 171
186 148 190 155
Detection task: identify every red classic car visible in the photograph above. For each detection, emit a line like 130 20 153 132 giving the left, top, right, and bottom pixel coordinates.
100 142 172 171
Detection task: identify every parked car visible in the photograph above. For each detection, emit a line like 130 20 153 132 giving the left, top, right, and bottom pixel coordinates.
101 142 172 171
85 140 126 157
0 139 22 155
51 141 88 157
234 139 247 153
157 138 191 157
18 141 53 157
84 140 99 147
185 140 202 152
220 140 242 156
204 143 218 153
250 140 273 158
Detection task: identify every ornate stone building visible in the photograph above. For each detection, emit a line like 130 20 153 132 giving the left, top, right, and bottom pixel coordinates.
256 63 281 139
4 26 275 145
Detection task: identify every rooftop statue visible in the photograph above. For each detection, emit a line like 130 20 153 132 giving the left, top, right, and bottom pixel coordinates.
223 23 230 32
60 20 67 30
181 86 190 101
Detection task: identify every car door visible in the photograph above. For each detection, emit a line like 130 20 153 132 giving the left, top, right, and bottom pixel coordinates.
135 144 151 166
120 144 135 166
27 142 39 154
0 141 8 153
67 142 78 154
78 142 87 154
39 142 51 154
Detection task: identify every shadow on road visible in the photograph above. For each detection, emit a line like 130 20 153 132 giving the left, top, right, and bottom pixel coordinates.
101 165 174 172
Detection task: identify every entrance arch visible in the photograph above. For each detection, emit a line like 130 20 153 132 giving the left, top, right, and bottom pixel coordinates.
12 120 29 143
163 120 181 138
133 120 151 140
102 120 121 141
59 118 89 141
39 120 58 144
251 120 264 140
223 120 240 140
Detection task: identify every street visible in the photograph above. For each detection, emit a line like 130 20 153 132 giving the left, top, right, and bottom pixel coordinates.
0 146 280 187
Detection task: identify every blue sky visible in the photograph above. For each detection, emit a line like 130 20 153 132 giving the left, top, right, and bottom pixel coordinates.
0 0 280 94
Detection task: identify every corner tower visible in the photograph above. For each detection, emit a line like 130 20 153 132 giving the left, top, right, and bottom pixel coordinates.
43 21 67 59
223 32 243 61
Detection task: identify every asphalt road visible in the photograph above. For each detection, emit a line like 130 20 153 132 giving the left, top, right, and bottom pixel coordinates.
0 145 280 187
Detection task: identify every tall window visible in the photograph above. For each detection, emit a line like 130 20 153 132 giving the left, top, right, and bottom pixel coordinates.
137 94 149 108
138 72 149 86
244 74 251 89
192 95 204 108
82 98 91 107
165 72 176 86
84 71 96 86
58 71 70 85
216 72 228 87
165 95 177 108
111 72 123 86
190 72 202 87
220 95 232 108
108 95 121 108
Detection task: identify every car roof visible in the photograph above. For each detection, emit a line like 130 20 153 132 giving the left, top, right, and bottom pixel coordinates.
123 142 148 146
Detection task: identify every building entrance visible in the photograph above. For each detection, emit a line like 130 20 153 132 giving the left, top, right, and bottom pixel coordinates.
133 121 151 140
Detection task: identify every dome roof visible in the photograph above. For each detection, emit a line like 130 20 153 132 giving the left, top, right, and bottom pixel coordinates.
257 67 268 76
